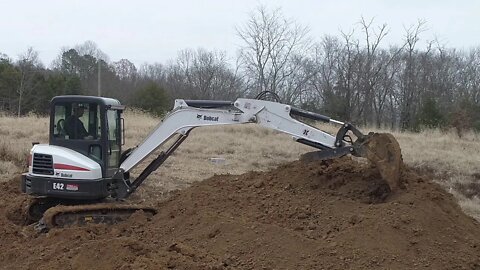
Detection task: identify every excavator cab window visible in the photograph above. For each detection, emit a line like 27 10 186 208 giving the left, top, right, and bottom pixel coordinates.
53 103 101 141
52 102 103 163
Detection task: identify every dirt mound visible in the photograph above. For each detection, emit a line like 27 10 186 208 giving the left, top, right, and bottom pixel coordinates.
1 158 479 269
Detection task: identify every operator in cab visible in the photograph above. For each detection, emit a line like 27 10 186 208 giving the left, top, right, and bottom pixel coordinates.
65 105 89 139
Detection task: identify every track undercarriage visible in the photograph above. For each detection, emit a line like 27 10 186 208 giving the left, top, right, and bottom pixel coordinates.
27 198 156 231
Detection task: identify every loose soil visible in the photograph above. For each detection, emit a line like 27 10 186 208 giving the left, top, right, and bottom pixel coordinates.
1 157 479 269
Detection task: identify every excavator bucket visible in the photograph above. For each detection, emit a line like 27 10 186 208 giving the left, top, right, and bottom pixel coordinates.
300 132 403 192
354 133 403 192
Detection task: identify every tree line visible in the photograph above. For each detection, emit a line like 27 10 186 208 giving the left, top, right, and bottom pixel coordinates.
1 6 479 132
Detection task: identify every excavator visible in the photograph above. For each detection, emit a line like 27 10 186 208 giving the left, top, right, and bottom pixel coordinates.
21 95 402 230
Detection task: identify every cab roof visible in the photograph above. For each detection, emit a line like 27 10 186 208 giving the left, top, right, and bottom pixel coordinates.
51 95 124 110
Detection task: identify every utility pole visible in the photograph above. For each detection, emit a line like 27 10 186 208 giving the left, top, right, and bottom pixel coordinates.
97 60 101 96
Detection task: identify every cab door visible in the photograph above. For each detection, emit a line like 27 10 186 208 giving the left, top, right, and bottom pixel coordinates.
105 109 122 177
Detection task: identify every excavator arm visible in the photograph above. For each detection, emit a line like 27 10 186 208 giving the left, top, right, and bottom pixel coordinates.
120 99 342 172
111 98 402 199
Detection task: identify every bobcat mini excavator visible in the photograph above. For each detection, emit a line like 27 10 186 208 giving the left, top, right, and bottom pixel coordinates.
22 95 402 230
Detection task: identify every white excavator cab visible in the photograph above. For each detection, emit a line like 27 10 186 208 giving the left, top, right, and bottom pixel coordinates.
49 96 124 178
23 96 125 202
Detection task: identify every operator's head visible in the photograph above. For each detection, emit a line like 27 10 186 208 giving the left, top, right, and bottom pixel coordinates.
74 105 85 117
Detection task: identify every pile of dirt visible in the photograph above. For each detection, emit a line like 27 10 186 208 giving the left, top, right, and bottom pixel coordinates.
1 157 479 269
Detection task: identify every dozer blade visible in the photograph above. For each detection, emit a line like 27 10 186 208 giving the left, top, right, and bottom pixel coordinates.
40 203 157 230
354 133 404 192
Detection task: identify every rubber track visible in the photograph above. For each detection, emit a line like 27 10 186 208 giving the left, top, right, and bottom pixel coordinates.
42 203 157 228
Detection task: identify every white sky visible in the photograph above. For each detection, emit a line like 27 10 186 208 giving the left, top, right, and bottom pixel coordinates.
1 0 479 67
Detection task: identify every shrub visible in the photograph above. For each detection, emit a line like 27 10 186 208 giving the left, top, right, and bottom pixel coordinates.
132 82 170 116
418 97 445 129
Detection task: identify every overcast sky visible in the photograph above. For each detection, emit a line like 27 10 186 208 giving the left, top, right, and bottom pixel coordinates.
1 0 479 67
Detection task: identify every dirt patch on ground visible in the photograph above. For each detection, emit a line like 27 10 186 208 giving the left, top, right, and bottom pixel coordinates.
1 157 479 269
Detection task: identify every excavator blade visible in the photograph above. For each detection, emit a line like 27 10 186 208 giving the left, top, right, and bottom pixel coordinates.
354 133 404 192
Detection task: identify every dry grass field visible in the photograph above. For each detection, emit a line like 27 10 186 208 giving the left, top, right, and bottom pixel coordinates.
0 110 479 220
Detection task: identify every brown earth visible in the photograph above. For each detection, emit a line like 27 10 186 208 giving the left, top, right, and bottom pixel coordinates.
1 157 479 270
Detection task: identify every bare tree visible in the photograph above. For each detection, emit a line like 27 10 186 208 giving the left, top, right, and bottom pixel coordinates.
332 29 361 121
139 62 166 83
74 40 109 62
464 48 480 104
356 17 389 124
165 48 242 100
114 59 137 80
398 19 427 130
236 6 310 98
16 47 42 117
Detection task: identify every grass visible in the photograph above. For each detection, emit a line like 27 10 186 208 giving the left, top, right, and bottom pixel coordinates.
0 110 479 220
386 128 480 220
